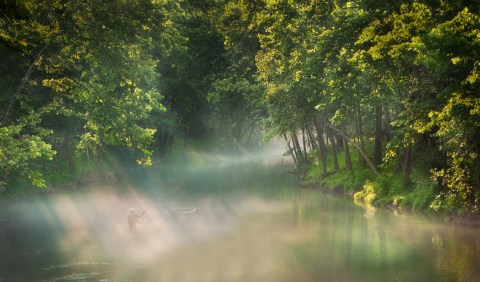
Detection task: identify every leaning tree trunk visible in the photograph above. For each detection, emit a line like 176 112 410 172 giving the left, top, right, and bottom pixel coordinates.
325 123 379 176
306 126 317 151
291 132 306 165
284 134 298 165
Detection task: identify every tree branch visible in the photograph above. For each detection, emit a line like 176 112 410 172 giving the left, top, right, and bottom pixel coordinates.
1 42 50 126
325 122 380 176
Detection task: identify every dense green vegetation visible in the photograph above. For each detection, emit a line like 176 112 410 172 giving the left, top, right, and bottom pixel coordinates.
1 0 479 215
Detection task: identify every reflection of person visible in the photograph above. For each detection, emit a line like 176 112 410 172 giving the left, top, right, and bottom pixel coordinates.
128 208 145 231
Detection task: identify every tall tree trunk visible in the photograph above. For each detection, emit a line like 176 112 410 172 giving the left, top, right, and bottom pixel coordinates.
384 102 392 142
67 136 76 179
284 134 298 165
325 123 379 176
314 119 328 176
402 144 412 186
291 132 306 165
301 127 308 156
336 132 344 149
246 124 255 144
328 124 339 171
344 137 353 173
307 126 317 151
355 105 367 168
53 131 68 174
374 104 382 168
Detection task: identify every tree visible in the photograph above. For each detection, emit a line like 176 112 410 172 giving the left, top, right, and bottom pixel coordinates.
208 76 266 150
0 0 182 188
416 7 480 212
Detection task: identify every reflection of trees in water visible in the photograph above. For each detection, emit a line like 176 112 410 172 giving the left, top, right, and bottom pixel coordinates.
432 230 480 281
288 189 480 281
2 160 480 281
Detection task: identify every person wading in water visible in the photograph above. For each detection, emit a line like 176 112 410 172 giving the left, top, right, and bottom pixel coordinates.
128 208 145 231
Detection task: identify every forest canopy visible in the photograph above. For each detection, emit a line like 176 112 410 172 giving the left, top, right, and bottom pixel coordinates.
1 0 479 214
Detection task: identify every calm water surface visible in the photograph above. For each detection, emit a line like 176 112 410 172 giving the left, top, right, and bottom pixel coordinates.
1 154 480 281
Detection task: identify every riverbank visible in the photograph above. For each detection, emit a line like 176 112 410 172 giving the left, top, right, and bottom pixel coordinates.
299 162 480 229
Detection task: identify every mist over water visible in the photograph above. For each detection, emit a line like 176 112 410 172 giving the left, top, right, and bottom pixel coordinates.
1 143 480 281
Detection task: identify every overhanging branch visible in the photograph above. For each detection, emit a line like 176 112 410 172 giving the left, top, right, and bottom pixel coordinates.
325 122 380 176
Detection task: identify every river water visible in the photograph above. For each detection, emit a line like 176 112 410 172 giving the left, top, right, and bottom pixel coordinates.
1 152 480 281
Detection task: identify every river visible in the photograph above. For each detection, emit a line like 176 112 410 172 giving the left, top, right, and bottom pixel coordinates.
1 150 480 281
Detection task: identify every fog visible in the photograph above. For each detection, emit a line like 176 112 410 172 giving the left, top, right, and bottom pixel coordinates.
0 141 299 281
2 141 480 281
34 186 287 281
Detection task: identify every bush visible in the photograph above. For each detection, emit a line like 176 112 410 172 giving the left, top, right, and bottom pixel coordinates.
354 181 377 205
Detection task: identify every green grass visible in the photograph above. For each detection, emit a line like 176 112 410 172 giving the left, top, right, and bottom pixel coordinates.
304 141 437 211
402 170 437 210
304 143 375 191
365 170 436 210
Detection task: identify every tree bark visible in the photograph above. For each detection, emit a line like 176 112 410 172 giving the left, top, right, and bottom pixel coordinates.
355 105 367 168
314 119 328 176
374 104 382 168
344 137 353 173
328 123 339 171
291 132 306 165
384 102 392 142
301 127 308 156
306 126 317 151
336 132 344 148
284 134 298 165
53 131 68 174
402 144 412 186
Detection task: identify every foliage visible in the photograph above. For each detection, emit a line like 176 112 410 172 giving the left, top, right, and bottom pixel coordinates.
0 125 55 189
354 181 377 206
0 0 183 188
208 76 266 150
1 0 480 216
246 0 480 214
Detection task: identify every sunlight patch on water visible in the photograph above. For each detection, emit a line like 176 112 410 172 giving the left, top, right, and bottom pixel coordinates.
3 150 480 281
27 182 292 281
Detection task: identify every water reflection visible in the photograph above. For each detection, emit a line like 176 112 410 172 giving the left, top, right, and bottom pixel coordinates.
1 157 480 281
